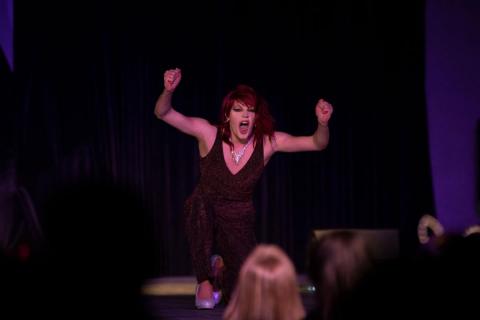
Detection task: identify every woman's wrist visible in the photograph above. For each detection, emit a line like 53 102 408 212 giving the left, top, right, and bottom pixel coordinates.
318 120 329 128
163 88 174 95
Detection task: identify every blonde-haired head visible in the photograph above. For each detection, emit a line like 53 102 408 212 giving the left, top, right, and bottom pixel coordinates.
223 244 305 320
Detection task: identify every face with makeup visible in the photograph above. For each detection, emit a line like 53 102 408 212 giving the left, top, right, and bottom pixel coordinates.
228 101 256 144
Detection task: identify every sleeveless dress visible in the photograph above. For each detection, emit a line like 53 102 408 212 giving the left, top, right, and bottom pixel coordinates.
183 130 265 300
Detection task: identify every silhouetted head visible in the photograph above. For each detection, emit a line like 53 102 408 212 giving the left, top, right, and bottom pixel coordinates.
307 231 373 320
41 179 153 318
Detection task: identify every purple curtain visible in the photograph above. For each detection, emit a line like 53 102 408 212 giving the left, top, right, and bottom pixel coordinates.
426 0 480 232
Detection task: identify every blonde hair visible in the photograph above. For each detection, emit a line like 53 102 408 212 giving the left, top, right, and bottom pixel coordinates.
223 244 305 320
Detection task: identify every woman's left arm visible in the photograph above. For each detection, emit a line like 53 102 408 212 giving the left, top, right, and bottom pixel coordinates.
270 99 333 153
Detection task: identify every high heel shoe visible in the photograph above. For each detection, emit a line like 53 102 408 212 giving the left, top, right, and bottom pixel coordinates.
195 284 215 310
211 254 224 305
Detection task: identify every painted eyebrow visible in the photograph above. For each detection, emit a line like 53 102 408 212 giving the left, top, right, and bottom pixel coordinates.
233 104 255 111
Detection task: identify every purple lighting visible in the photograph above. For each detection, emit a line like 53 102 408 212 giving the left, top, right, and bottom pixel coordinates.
426 0 480 232
0 0 13 71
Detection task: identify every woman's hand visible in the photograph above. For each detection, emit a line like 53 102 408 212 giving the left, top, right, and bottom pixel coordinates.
315 99 333 126
164 68 182 92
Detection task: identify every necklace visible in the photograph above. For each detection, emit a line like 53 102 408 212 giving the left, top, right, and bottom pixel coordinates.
231 137 253 165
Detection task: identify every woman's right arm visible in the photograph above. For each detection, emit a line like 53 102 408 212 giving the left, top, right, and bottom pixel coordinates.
154 68 216 156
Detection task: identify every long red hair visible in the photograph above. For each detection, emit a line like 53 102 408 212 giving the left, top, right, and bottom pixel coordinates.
218 84 275 147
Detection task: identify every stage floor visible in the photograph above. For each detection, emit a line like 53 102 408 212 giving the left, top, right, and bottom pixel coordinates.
141 276 317 320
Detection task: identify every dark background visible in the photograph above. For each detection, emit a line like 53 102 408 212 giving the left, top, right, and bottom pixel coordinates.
2 0 433 276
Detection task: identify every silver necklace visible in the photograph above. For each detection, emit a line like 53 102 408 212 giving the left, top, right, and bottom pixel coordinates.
231 137 253 165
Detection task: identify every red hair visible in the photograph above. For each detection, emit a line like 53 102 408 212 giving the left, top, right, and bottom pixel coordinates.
218 84 275 147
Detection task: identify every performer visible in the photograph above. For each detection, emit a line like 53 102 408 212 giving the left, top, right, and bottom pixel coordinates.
154 68 333 309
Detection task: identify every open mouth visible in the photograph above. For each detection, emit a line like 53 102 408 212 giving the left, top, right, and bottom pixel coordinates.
239 120 250 134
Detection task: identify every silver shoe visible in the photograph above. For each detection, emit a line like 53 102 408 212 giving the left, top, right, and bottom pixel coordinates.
195 284 215 310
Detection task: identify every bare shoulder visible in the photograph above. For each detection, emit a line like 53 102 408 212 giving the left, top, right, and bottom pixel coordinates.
272 131 290 144
199 125 218 158
268 131 289 151
202 124 218 145
263 133 279 164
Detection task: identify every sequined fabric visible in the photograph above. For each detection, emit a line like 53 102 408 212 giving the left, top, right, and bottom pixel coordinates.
183 130 264 301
